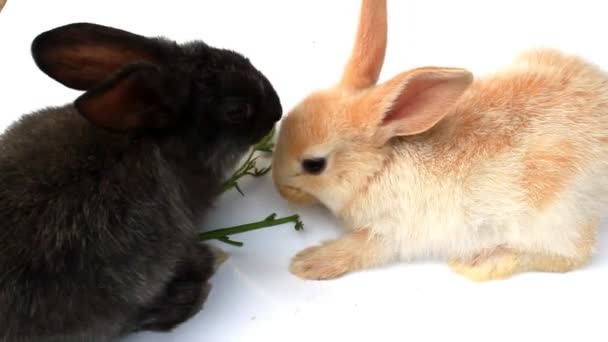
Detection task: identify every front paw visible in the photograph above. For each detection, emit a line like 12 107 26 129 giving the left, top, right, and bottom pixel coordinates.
136 280 211 332
290 243 355 280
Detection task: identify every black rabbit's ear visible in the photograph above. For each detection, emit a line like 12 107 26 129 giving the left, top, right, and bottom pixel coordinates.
75 63 189 132
32 23 172 90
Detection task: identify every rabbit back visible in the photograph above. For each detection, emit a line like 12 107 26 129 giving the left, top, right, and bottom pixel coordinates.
0 106 214 341
342 49 608 261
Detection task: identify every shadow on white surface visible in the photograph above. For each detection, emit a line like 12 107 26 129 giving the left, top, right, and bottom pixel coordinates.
0 1 606 342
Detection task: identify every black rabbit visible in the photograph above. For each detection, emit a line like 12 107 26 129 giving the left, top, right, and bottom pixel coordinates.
0 23 282 342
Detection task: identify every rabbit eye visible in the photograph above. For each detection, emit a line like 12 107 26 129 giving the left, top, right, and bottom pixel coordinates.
302 158 326 175
222 102 253 123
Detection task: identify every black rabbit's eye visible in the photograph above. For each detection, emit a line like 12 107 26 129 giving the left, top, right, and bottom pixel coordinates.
222 102 253 123
302 158 326 175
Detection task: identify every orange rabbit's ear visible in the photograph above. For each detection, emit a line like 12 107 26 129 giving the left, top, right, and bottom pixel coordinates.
369 67 473 145
0 0 6 13
339 0 387 90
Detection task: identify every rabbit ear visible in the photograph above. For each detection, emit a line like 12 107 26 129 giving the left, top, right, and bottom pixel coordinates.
339 0 387 90
0 0 6 13
32 23 170 90
367 67 473 145
75 63 188 132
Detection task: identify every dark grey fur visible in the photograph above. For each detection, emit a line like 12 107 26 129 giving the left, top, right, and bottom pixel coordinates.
0 23 282 342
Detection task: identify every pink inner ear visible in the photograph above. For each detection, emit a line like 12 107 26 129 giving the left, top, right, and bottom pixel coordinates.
77 69 157 131
381 78 447 126
45 46 158 90
372 68 472 141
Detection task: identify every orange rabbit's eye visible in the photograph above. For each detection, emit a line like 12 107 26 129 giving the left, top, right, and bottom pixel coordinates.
302 158 326 175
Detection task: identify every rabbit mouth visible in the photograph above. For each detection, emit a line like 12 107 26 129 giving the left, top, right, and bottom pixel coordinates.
277 185 319 205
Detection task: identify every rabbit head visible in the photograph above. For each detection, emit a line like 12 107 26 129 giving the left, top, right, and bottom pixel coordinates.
33 23 283 176
272 0 472 212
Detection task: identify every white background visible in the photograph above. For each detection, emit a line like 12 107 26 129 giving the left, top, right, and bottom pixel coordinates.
1 1 606 341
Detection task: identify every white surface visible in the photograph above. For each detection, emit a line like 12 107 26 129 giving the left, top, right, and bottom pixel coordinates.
1 0 606 341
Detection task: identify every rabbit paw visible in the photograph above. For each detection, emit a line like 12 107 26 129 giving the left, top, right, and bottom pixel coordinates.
136 280 211 332
449 246 519 282
290 243 356 280
136 245 217 331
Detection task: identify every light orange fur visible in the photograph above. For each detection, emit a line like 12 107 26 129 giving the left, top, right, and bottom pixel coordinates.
523 140 581 210
449 221 597 281
0 0 6 13
340 0 387 89
272 0 606 281
290 229 392 280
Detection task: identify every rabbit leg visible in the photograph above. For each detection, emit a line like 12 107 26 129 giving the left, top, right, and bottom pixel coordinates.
135 243 217 331
448 245 520 281
449 222 596 281
290 229 393 280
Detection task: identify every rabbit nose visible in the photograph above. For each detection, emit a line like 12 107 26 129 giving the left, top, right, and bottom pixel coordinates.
269 95 283 121
277 185 319 205
269 106 282 121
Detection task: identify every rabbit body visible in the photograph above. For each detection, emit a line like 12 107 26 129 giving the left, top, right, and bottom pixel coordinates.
272 0 605 282
0 106 215 341
342 50 607 271
0 22 281 341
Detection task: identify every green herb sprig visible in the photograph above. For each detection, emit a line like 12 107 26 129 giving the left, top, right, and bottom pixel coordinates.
199 127 303 246
199 213 303 247
221 127 276 195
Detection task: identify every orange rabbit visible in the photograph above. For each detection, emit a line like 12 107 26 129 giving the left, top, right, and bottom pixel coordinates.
272 0 607 282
